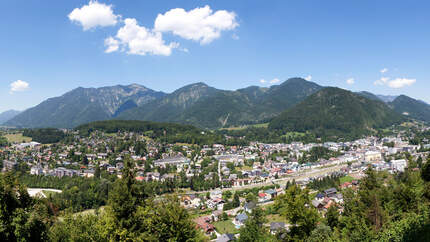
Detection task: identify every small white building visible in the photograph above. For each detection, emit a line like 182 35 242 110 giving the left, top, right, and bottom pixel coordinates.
390 159 407 172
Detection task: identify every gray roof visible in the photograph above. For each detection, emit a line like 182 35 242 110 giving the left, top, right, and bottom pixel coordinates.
265 189 277 195
217 234 235 242
270 222 286 231
236 213 248 223
244 201 257 210
324 187 338 195
311 199 322 208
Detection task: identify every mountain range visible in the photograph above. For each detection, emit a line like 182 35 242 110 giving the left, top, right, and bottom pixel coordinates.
117 78 323 128
5 78 430 130
0 110 21 125
269 87 404 137
6 84 165 128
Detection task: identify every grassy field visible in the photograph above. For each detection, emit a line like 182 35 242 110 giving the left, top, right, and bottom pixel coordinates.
220 123 269 131
266 214 289 224
281 132 306 139
5 133 32 143
213 219 239 234
237 165 253 171
340 175 355 184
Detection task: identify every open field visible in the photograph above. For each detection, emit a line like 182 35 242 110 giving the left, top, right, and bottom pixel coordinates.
220 123 269 131
339 175 355 183
266 214 289 224
281 132 306 139
5 133 32 143
213 219 239 234
236 165 253 171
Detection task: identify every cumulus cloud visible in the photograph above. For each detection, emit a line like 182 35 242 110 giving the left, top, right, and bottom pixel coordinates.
154 5 238 44
270 78 280 84
104 37 119 53
387 78 416 88
68 1 119 31
10 80 29 93
105 18 178 56
346 78 355 85
260 78 281 84
70 3 238 56
374 77 416 88
380 68 388 74
305 75 312 81
374 77 389 86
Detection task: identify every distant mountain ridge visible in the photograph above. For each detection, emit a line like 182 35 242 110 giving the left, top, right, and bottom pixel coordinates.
118 78 323 128
4 78 430 129
389 95 430 122
6 84 166 128
0 110 21 125
269 87 405 138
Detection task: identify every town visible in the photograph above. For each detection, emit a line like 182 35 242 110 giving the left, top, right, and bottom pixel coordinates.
1 121 430 241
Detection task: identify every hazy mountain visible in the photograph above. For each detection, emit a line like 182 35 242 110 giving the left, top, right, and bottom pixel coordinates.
389 95 430 122
377 94 398 103
356 91 382 101
118 78 323 128
269 87 404 137
0 110 21 125
6 84 166 128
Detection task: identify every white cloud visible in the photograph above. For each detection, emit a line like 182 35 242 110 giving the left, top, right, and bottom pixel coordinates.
154 5 238 44
374 77 389 86
346 78 355 85
105 18 178 56
380 68 388 74
374 77 416 88
270 78 280 84
104 37 119 53
68 1 119 31
260 78 281 84
305 75 312 81
387 78 416 88
10 80 29 93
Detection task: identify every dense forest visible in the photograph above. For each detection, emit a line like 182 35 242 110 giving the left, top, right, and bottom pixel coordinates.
77 120 249 146
23 128 65 144
269 87 405 140
0 159 202 241
0 135 7 147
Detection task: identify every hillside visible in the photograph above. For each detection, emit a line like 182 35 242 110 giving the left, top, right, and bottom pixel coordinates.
119 78 323 128
389 95 430 122
76 120 224 145
269 87 405 138
118 82 220 124
0 110 21 124
6 84 166 128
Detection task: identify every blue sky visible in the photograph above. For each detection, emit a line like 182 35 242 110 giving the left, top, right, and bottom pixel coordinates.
1 0 429 112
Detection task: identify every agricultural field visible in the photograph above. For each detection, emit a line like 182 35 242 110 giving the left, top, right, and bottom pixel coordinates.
5 133 32 143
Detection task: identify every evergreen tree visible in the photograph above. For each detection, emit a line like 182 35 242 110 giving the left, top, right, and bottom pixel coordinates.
233 192 240 208
239 207 271 242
